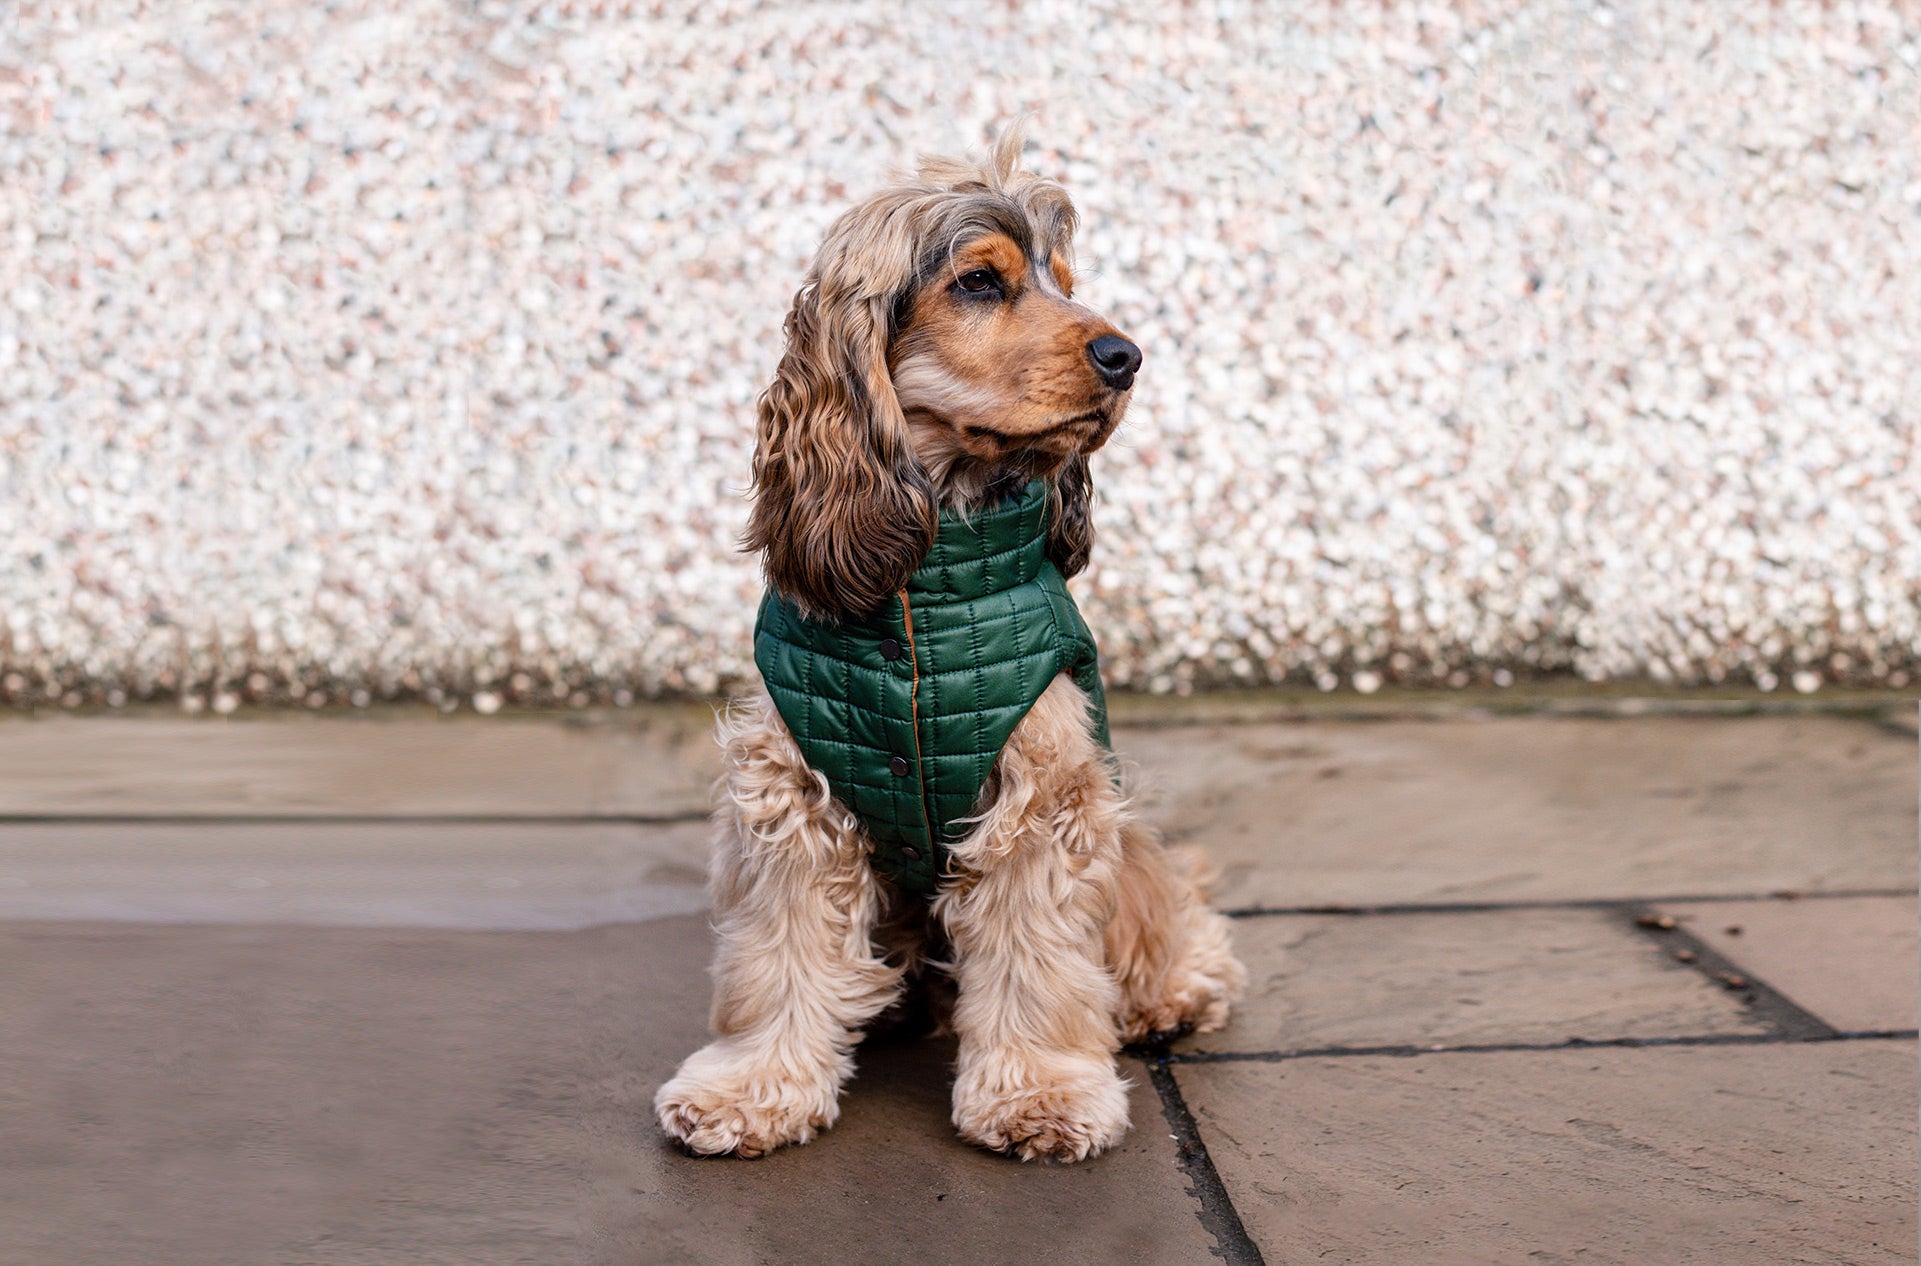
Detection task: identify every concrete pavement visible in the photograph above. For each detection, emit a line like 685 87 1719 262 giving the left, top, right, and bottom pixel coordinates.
0 699 1914 1264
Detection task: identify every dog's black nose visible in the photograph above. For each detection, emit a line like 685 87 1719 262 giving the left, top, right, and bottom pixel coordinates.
1086 335 1143 390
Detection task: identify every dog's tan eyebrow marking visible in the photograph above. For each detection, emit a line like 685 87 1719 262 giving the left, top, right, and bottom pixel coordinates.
1049 252 1074 296
954 233 1027 288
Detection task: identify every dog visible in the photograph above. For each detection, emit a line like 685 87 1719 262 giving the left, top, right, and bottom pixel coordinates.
655 128 1245 1163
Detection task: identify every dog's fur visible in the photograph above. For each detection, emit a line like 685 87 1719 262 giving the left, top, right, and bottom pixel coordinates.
655 130 1245 1163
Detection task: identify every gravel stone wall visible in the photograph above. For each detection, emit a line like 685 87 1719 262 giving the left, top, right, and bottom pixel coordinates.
4 2 1918 709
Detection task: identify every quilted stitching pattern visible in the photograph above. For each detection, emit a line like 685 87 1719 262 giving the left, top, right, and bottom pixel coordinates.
754 480 1110 899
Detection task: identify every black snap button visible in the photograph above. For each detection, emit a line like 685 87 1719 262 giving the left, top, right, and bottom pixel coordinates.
880 637 904 661
889 755 911 777
900 846 920 860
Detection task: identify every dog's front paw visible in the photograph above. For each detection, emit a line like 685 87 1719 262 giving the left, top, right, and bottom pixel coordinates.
654 1043 839 1159
953 1055 1130 1163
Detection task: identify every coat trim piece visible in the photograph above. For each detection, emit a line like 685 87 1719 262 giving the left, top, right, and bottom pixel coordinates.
753 479 1110 898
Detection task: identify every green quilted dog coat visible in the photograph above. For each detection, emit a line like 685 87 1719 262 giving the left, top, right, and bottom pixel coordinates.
753 479 1111 899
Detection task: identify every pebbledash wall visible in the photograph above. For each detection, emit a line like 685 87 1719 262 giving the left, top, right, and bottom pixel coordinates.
3 2 1917 710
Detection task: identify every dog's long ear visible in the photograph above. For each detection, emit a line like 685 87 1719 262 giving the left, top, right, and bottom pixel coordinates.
744 254 936 623
1046 454 1095 579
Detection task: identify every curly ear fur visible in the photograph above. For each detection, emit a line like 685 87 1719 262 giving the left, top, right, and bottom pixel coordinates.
1046 455 1095 579
745 231 937 623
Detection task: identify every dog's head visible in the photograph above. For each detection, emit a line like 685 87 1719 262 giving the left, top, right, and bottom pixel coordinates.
744 128 1141 622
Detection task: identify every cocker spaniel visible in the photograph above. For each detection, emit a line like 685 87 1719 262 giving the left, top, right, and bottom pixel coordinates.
656 129 1245 1163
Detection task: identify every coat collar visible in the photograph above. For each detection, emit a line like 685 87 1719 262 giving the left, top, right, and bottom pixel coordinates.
904 479 1051 606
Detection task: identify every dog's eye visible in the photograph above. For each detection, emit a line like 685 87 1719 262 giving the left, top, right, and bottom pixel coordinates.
954 268 1000 296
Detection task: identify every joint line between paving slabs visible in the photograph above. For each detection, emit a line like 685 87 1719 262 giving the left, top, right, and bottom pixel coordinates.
1621 901 1839 1040
1221 887 1918 920
0 811 713 826
1140 1055 1265 1266
1165 1029 1919 1066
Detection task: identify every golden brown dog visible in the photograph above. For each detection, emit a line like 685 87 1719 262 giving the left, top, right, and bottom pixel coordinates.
656 129 1244 1163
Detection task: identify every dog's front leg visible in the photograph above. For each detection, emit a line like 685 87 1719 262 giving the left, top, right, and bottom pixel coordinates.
940 676 1130 1163
655 697 902 1158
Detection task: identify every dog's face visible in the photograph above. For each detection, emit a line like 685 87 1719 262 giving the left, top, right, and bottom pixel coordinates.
745 132 1132 622
890 230 1140 478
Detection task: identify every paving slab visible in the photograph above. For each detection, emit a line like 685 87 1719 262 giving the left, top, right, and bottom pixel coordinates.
1189 908 1770 1056
2 711 1912 913
3 708 1915 1265
1179 1040 1919 1266
1119 714 1916 907
0 708 722 818
1656 896 1920 1034
0 820 713 929
0 920 1214 1266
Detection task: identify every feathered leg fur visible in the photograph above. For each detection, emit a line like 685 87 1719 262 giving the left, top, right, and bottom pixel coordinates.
654 693 905 1158
937 675 1133 1162
1107 826 1247 1045
658 679 1243 1162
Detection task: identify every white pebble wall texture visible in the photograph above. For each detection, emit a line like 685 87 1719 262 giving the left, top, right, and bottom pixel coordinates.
2 1 1918 710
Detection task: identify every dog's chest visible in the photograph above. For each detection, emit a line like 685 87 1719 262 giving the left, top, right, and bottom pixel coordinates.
753 481 1109 899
